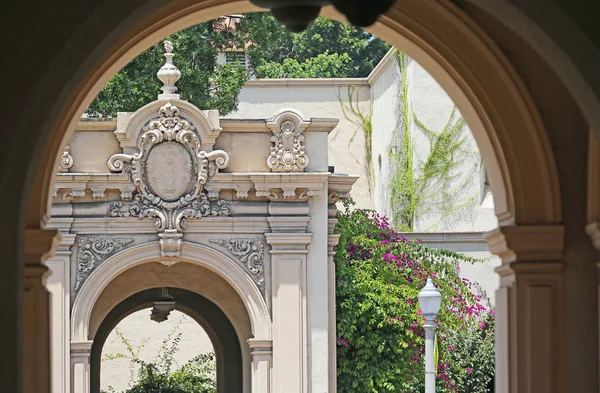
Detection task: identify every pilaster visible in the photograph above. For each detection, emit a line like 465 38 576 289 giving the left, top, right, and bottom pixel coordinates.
46 233 76 393
24 228 60 393
248 339 273 393
70 341 93 393
266 231 311 393
486 225 564 393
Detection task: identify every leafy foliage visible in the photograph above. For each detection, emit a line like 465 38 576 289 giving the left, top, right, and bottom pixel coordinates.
87 22 247 118
335 201 494 392
101 317 216 393
235 13 390 78
88 14 390 117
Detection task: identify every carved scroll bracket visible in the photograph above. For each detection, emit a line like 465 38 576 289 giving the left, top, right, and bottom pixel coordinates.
75 236 134 291
210 237 266 295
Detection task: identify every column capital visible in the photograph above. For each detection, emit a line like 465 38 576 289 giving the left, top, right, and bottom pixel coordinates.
328 234 340 256
486 224 564 264
70 340 93 355
248 338 273 353
25 228 61 265
265 232 312 252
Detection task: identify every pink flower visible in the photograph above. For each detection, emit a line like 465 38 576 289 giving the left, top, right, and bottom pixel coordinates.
466 367 474 373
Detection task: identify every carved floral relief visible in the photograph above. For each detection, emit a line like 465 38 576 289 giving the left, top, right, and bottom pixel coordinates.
75 236 134 291
210 237 265 294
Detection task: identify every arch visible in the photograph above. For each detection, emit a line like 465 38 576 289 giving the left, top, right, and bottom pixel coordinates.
25 1 563 230
91 288 243 393
71 241 271 343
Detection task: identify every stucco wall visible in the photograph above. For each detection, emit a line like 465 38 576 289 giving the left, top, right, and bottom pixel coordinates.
229 80 373 209
370 54 498 233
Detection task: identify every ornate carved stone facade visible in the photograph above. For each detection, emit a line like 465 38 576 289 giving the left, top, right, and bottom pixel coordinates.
210 237 266 293
75 236 134 290
108 101 231 257
267 110 310 172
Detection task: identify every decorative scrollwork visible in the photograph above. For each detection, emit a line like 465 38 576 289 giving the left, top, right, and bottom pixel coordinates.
75 236 134 291
210 237 265 293
107 102 231 256
267 116 309 172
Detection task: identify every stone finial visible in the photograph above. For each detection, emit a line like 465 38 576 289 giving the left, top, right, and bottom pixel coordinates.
157 40 181 98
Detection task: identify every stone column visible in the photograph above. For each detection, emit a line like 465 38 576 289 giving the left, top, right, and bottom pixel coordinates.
327 204 340 393
248 339 273 393
46 233 76 393
585 130 600 384
71 341 93 393
487 225 564 393
24 228 60 393
266 201 312 393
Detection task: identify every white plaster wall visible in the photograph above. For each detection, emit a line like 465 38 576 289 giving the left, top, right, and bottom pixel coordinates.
229 82 373 209
370 54 498 233
101 309 213 393
371 56 402 220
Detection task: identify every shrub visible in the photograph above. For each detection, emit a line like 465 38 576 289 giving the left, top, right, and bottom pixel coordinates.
335 200 494 392
101 317 216 393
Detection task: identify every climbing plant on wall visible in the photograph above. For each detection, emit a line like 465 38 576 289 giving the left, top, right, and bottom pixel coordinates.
337 85 375 190
388 51 480 232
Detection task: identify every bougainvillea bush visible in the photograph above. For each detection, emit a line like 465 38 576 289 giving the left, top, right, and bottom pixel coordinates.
335 201 495 393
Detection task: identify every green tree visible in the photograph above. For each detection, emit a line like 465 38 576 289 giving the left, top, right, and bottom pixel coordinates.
87 22 247 118
87 14 390 117
235 13 390 78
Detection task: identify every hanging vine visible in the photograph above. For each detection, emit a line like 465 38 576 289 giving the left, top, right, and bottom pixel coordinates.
388 51 479 231
337 85 374 190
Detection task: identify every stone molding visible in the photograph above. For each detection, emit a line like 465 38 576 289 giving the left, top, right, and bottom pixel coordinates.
485 225 565 265
114 100 222 152
54 172 353 204
25 228 61 266
266 109 310 172
74 236 134 291
265 232 313 251
71 242 272 342
210 237 266 294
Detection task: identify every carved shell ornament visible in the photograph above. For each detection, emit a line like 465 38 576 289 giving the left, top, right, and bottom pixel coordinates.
267 115 309 172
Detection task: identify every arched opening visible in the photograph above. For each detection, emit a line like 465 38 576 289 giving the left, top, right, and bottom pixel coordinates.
92 288 243 393
15 2 599 393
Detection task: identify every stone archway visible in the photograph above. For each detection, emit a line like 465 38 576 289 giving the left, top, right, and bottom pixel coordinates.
71 242 272 393
91 288 243 393
9 2 599 393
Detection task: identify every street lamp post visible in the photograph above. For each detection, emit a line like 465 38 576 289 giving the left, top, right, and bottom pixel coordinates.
418 278 442 393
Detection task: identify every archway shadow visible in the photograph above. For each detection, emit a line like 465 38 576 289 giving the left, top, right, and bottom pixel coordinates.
91 288 243 393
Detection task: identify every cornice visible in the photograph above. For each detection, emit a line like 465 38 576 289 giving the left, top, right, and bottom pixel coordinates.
219 118 338 133
75 119 117 131
366 47 397 85
485 225 564 263
243 78 369 88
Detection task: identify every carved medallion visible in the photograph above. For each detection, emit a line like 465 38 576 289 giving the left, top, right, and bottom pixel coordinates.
108 102 231 257
145 142 194 201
